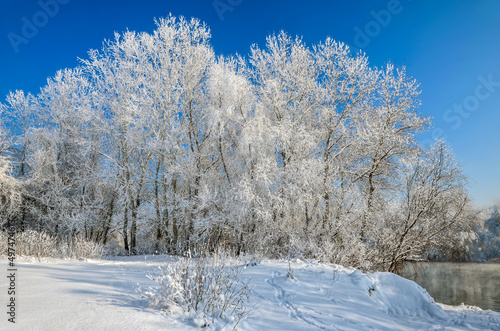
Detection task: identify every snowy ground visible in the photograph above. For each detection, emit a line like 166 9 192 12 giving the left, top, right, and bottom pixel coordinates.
1 256 500 330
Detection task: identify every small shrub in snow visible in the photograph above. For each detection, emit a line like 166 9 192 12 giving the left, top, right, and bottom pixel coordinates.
66 235 104 259
103 238 127 257
140 254 251 327
332 269 339 283
245 258 260 267
0 230 103 259
287 259 295 280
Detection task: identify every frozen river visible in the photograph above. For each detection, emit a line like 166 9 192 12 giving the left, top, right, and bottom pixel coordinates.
401 262 500 312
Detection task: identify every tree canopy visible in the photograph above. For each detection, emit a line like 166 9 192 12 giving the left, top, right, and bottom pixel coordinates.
0 16 478 271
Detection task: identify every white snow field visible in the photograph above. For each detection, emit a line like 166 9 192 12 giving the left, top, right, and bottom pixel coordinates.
2 256 500 331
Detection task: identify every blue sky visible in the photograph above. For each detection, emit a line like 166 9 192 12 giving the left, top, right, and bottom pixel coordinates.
1 0 499 207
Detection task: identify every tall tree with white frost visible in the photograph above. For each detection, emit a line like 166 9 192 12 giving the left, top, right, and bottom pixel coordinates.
0 113 21 223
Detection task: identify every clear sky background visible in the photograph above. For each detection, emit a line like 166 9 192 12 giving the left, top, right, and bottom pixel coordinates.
1 0 499 207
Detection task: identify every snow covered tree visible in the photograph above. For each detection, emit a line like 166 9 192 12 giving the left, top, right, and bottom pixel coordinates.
0 120 21 224
19 68 105 238
241 32 322 254
354 64 428 241
381 142 476 272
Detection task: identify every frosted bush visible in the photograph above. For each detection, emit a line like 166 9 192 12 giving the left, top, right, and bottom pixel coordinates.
0 230 103 259
66 235 104 259
140 253 251 328
103 238 127 257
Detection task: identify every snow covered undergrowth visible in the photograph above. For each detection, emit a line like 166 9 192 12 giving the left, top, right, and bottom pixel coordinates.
1 256 499 330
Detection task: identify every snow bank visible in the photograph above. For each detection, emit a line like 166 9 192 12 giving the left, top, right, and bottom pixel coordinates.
368 272 448 320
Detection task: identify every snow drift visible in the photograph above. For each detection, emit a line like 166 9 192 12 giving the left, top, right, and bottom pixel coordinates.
2 256 499 330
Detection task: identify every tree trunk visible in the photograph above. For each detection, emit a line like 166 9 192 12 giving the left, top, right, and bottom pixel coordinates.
101 192 115 245
123 204 129 254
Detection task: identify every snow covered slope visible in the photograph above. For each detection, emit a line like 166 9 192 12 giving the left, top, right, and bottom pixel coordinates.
1 256 499 330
